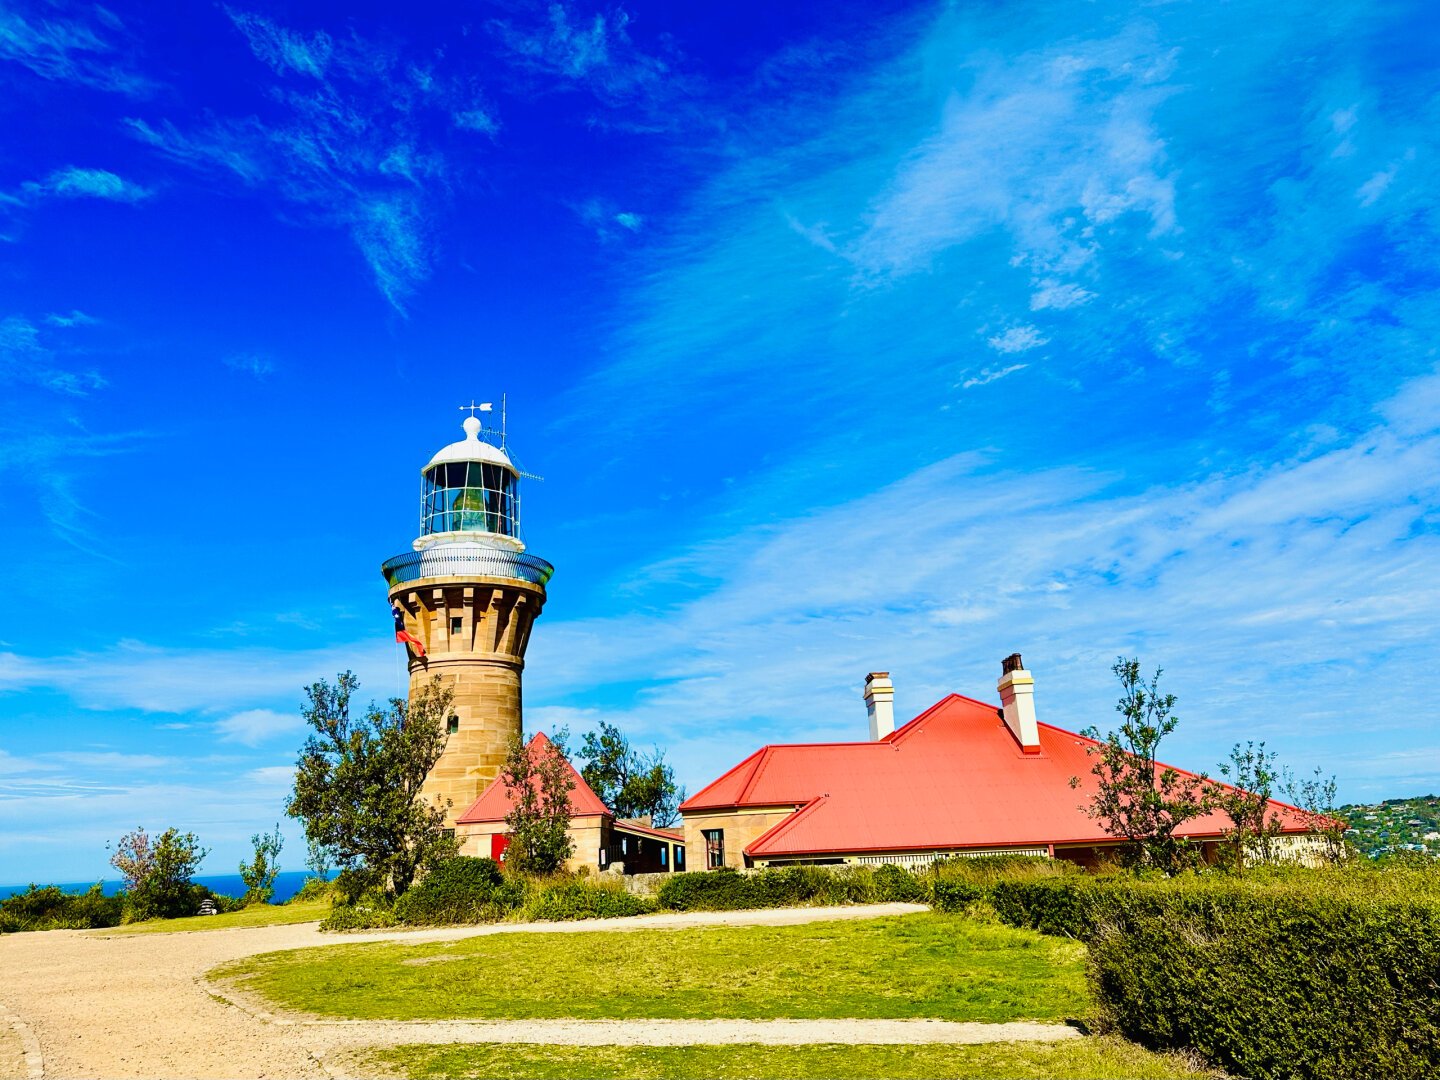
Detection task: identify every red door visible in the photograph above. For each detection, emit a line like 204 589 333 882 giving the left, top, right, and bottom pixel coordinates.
491 833 512 862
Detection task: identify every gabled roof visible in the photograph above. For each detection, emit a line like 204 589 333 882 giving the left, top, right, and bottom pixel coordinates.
681 694 1316 858
455 732 610 824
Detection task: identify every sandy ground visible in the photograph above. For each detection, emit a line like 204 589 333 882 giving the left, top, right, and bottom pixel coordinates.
0 903 1075 1080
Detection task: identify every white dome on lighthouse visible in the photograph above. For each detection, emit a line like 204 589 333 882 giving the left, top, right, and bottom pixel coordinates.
424 415 515 472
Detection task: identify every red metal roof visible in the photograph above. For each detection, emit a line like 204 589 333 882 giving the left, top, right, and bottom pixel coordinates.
455 732 611 824
680 694 1317 858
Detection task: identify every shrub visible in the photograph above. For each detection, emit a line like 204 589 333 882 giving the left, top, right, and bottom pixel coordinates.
872 862 929 902
394 857 506 926
290 876 335 903
523 880 656 921
990 866 1440 1080
321 901 397 931
0 884 125 931
658 863 920 911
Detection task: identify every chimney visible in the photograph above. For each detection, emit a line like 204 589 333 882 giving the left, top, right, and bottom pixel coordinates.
998 653 1041 754
863 672 895 741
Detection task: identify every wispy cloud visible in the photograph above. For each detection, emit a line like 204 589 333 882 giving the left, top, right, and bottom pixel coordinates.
0 3 155 96
122 10 498 313
987 325 1048 354
223 352 276 379
43 309 97 327
0 315 105 396
0 637 397 715
215 709 302 747
960 363 1027 389
224 6 332 79
23 166 151 203
488 3 674 111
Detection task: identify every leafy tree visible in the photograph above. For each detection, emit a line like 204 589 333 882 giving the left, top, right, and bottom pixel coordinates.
1077 657 1212 873
108 826 209 919
1216 741 1286 869
238 824 284 905
287 671 457 898
578 721 686 827
1282 765 1350 865
501 730 575 875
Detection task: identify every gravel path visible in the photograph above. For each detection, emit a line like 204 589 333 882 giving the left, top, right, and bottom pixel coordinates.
0 903 1074 1079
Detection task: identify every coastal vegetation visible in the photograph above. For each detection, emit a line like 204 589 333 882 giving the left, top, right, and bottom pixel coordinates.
212 911 1086 1022
981 864 1440 1080
364 1039 1217 1080
287 672 457 901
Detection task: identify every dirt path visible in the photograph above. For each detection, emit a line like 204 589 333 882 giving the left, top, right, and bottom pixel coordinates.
0 903 1074 1079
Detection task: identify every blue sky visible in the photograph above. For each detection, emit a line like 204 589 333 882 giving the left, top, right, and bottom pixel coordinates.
2 0 1438 882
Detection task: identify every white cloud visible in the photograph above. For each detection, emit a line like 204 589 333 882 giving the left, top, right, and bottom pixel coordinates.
31 167 151 202
987 325 1048 353
224 8 332 78
961 363 1027 388
1029 281 1094 311
0 638 397 715
216 709 303 747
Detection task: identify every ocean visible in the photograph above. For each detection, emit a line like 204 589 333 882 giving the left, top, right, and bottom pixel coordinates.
0 869 326 904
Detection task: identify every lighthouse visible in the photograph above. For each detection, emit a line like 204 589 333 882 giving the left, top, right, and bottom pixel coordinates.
381 407 554 829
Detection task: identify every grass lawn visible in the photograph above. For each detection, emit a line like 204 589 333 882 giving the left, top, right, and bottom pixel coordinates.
106 898 331 935
213 912 1087 1022
362 1039 1218 1079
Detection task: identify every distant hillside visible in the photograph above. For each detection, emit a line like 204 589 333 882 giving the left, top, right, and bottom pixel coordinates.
1337 795 1440 858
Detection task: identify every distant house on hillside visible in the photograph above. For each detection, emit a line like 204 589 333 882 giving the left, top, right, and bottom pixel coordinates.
455 732 685 875
680 655 1319 870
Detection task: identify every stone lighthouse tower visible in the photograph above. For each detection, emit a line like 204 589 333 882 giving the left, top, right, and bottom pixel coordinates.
381 408 553 829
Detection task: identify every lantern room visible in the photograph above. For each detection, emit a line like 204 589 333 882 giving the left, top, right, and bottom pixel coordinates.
418 415 520 543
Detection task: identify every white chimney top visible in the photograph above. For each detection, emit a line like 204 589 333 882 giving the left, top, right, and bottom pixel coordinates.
864 671 895 741
998 652 1041 754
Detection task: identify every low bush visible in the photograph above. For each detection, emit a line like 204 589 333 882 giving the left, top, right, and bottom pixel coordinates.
0 884 125 931
394 857 505 926
289 876 335 903
321 900 397 931
658 862 930 911
522 880 656 921
990 866 1440 1080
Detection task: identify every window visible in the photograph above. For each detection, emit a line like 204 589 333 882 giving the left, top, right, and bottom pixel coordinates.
447 715 460 734
660 846 668 868
675 846 686 871
703 829 725 869
420 462 519 538
450 616 463 636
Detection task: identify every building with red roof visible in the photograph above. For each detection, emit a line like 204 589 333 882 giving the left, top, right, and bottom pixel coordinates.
456 732 685 874
680 656 1318 870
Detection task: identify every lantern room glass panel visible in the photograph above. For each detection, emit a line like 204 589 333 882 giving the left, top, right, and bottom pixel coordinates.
419 463 520 539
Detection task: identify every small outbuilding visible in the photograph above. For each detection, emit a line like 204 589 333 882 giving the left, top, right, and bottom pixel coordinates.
455 732 686 874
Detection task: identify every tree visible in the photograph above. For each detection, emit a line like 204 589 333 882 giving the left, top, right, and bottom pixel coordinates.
578 721 686 827
500 731 575 875
287 671 457 898
108 826 208 919
1078 657 1212 873
1216 741 1285 869
1282 766 1350 866
238 824 284 905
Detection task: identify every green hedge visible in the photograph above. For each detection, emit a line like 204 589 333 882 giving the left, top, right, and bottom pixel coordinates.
522 881 656 921
0 884 125 932
990 870 1440 1080
657 863 935 911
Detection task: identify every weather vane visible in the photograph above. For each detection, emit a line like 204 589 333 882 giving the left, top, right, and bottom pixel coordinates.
459 400 493 418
